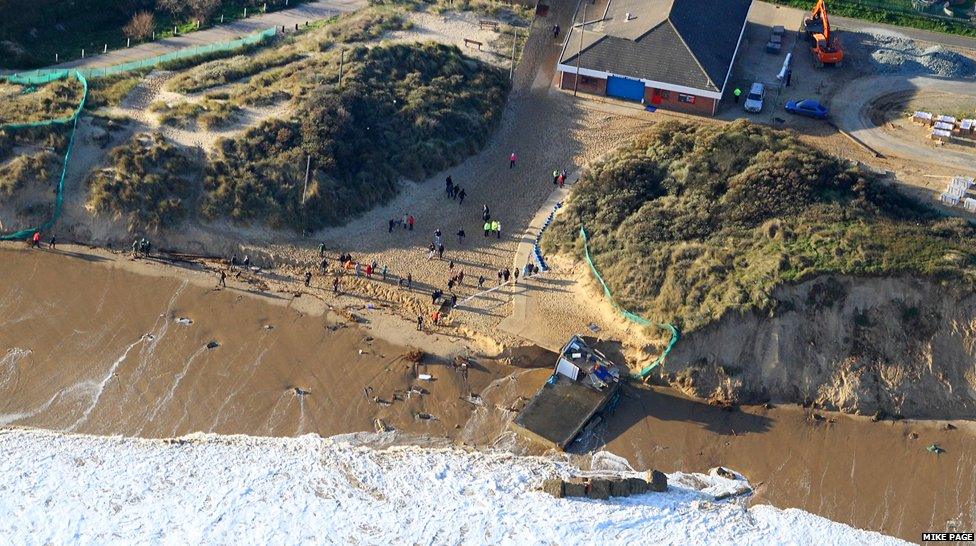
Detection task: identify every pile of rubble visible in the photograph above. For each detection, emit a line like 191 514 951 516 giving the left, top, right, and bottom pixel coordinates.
863 31 976 78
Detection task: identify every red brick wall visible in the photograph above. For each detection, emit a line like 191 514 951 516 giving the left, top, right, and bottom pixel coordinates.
559 71 607 96
643 87 717 116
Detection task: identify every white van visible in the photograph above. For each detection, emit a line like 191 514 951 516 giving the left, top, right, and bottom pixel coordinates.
743 82 765 113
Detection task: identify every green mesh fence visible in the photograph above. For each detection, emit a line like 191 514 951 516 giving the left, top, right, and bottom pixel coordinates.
579 225 679 378
0 27 276 240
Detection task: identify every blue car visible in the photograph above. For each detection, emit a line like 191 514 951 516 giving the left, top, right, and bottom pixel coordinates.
785 99 829 119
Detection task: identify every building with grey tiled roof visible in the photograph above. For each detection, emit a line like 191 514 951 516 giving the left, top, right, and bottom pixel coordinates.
557 0 753 115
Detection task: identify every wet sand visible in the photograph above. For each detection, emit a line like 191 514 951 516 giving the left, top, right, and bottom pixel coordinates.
0 246 501 438
2 245 974 542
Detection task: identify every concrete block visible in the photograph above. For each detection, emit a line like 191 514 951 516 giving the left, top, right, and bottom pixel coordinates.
587 478 611 500
564 481 587 497
610 478 632 497
541 478 564 498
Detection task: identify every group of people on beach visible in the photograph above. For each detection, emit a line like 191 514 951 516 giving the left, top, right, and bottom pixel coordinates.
213 152 556 334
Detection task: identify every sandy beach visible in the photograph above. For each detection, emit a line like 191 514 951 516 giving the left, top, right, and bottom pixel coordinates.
1 244 972 542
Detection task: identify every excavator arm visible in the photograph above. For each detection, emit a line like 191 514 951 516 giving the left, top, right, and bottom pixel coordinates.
810 0 832 42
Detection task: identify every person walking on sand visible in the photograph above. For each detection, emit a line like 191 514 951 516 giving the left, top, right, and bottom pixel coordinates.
483 220 491 237
333 277 340 294
320 257 328 273
319 242 326 256
432 310 440 325
365 263 373 278
503 269 510 283
304 271 312 287
458 269 464 285
49 236 56 250
132 239 140 255
450 293 457 308
438 244 445 259
492 220 501 239
552 169 559 185
478 275 485 288
514 268 519 285
509 152 517 169
407 273 413 289
497 269 503 285
427 243 436 260
458 188 466 205
407 214 415 231
417 314 423 331
381 265 388 281
218 270 227 288
355 262 362 277
243 255 250 268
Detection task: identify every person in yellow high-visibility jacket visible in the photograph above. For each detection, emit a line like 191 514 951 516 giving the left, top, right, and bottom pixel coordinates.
491 220 501 239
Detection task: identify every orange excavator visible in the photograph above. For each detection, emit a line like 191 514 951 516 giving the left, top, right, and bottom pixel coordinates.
803 0 844 67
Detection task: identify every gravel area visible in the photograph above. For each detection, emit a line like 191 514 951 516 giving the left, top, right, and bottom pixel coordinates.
860 29 976 78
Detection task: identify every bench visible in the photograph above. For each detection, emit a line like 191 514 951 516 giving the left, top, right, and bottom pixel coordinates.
479 19 500 31
464 38 483 50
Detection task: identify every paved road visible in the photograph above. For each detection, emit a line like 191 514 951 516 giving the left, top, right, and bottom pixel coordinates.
14 0 363 72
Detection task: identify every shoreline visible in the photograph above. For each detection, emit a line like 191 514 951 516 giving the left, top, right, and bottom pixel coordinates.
1 243 974 541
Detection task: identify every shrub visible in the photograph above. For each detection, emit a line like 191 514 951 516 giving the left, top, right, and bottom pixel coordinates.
544 120 976 331
202 41 508 231
86 132 200 231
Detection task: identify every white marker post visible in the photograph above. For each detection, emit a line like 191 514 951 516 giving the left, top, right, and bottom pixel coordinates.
81 48 85 59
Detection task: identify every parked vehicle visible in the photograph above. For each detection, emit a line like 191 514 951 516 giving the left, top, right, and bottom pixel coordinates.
743 82 765 113
785 98 829 119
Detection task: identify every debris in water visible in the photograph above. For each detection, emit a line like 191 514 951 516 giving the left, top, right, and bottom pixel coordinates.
415 412 435 421
206 341 219 349
945 423 957 431
418 374 432 381
587 322 600 333
927 444 946 455
908 432 919 440
407 386 428 397
373 397 392 407
373 418 393 433
263 325 274 330
176 317 193 325
293 387 310 397
715 467 735 480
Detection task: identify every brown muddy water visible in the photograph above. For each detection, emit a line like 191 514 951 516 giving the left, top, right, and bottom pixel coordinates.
1 245 974 542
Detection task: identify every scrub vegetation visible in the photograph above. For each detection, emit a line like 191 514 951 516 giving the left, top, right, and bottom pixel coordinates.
201 41 509 230
86 132 201 231
543 120 976 331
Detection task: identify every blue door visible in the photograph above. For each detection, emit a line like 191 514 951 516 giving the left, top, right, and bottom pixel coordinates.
606 75 645 101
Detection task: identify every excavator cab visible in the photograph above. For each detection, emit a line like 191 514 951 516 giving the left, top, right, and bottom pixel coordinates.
803 0 844 67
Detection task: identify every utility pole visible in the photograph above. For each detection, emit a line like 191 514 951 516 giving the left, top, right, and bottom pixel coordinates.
574 3 586 97
509 29 518 81
338 49 344 89
302 155 311 205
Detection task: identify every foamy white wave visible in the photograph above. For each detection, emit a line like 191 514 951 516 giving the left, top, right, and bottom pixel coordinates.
0 429 906 545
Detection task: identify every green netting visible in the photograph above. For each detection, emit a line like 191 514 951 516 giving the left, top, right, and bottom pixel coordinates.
0 70 86 241
0 27 276 240
579 225 680 378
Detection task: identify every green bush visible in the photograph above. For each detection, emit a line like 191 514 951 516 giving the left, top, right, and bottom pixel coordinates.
202 41 508 230
86 132 200 230
0 78 84 124
544 120 976 331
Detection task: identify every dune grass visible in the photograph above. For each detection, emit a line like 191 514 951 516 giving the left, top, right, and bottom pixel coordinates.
543 120 976 332
201 41 509 231
86 132 201 231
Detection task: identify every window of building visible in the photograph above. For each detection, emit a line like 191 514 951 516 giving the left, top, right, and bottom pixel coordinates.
580 75 596 84
658 90 670 99
678 94 696 104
